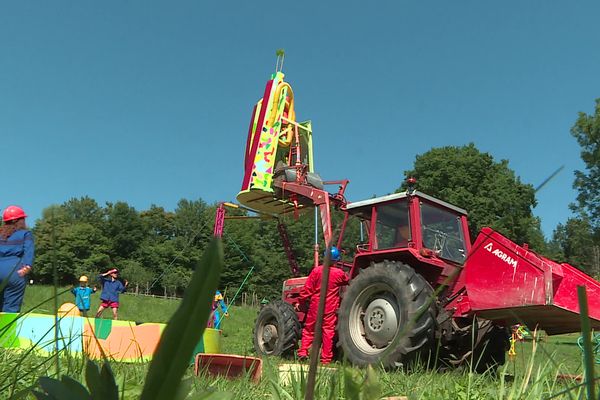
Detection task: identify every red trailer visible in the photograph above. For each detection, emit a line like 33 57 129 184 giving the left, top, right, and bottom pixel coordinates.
453 227 600 335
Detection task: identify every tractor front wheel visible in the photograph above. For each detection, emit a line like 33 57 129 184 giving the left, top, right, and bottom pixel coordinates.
337 261 437 368
253 300 301 357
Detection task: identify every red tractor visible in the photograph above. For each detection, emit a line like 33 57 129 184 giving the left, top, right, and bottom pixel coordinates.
227 67 600 370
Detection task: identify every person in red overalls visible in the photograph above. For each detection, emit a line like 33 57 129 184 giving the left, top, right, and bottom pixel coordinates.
296 246 349 364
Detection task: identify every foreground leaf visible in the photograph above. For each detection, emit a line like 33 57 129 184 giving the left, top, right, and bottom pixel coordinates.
85 360 118 400
85 360 102 396
37 377 86 400
141 238 224 400
60 375 91 399
362 365 382 400
31 390 51 400
99 363 119 400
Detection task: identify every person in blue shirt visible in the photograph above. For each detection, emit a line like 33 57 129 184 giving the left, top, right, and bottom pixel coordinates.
95 268 128 319
71 275 97 316
0 206 34 313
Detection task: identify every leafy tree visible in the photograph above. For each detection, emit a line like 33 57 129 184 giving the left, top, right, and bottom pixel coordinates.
62 196 105 227
571 98 600 232
551 99 600 277
32 195 342 296
218 206 269 298
33 205 74 283
244 219 291 299
62 222 111 279
399 143 545 249
217 205 316 299
549 217 599 277
169 199 212 276
120 259 155 294
140 205 176 241
136 240 178 289
34 204 111 284
161 266 191 296
173 199 212 247
104 202 144 260
277 211 319 273
135 205 177 292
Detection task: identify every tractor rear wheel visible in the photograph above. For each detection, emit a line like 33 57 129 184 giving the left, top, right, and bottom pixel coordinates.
253 300 301 357
439 317 510 373
337 261 437 368
473 320 510 373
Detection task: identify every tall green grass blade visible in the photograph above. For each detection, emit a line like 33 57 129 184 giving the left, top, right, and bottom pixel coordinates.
140 238 223 400
292 364 306 399
268 365 291 400
577 286 596 400
268 378 288 400
326 369 338 400
362 365 382 399
11 385 39 400
120 371 126 400
51 208 60 378
188 391 234 400
343 366 361 400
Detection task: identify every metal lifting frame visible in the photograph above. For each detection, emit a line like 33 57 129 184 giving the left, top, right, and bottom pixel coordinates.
277 220 300 277
275 179 349 265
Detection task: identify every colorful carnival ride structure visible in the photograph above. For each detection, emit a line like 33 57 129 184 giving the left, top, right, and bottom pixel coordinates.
229 61 600 370
237 69 315 215
223 62 348 273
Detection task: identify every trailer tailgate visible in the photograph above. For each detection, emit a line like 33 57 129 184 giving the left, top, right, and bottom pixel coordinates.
463 228 600 334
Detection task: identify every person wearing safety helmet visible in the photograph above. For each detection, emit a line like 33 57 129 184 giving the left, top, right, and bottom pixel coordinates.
71 275 97 316
0 205 34 312
208 290 229 329
95 268 128 319
296 246 349 364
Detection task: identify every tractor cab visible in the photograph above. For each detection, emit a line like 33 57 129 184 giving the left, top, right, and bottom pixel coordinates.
343 191 471 279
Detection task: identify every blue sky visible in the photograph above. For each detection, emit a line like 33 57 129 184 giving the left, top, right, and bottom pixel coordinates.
1 1 599 238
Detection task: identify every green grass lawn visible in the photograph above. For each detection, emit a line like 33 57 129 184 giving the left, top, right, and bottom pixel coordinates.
6 285 598 399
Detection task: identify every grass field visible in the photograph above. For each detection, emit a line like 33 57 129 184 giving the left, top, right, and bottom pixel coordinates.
0 285 596 399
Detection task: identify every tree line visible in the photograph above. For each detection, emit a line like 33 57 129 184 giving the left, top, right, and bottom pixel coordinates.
27 99 600 297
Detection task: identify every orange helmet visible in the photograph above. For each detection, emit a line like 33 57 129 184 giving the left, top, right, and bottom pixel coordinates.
3 206 27 222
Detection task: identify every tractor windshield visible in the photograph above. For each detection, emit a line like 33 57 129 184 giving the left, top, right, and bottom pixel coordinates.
420 202 466 263
374 201 410 250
